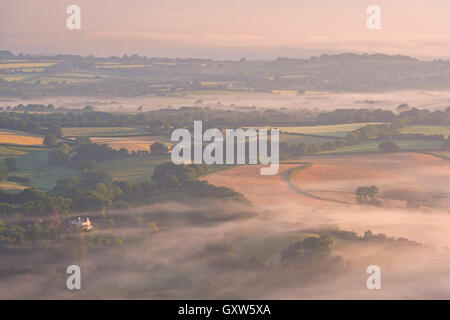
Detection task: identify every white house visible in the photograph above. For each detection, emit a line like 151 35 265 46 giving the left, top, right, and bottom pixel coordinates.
70 217 92 231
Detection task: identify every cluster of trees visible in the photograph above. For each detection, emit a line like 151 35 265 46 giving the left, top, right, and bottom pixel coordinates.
150 141 169 155
0 161 244 246
0 104 447 144
396 107 450 126
1 104 95 114
326 229 421 246
280 123 396 158
152 162 245 201
48 137 129 167
281 235 334 266
442 136 450 150
0 162 243 219
146 106 317 128
0 110 147 136
280 121 448 159
317 109 396 124
317 107 449 126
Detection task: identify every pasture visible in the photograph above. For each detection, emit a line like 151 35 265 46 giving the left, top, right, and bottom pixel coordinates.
323 139 442 154
62 126 149 137
252 123 383 138
99 155 170 183
399 125 450 137
0 146 78 191
279 134 336 145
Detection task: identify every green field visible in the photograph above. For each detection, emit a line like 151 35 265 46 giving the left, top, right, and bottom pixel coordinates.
62 127 149 137
279 134 336 145
253 123 383 138
0 146 78 191
399 125 450 137
323 139 443 154
99 155 170 183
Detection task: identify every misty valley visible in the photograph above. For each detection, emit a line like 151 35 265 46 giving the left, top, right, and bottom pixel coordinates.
0 51 449 299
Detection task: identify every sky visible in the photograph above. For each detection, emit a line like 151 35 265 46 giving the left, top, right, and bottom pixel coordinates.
1 0 450 60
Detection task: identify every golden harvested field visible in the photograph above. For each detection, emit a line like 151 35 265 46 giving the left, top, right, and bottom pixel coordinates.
91 136 169 152
0 182 27 192
0 129 44 146
0 62 56 69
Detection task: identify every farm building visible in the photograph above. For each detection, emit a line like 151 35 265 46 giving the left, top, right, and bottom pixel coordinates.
70 217 92 232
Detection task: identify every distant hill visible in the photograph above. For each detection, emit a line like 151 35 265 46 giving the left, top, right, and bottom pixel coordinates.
1 51 450 97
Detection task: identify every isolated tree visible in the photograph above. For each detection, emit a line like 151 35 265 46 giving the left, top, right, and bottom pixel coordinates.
43 134 58 146
356 185 380 205
396 104 410 113
4 157 17 171
150 141 169 155
378 140 400 152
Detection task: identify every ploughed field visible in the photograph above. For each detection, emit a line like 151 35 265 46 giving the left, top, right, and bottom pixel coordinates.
203 153 450 211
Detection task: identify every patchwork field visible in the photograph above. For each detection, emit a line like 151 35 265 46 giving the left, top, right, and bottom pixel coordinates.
62 126 149 137
0 129 44 146
399 125 450 137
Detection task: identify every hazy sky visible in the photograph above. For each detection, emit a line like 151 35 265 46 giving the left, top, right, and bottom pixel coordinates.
1 0 450 59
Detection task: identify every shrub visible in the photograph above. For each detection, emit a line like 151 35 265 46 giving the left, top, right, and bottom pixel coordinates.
4 157 17 171
378 140 400 152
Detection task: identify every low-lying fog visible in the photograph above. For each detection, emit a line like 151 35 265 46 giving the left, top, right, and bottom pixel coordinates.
3 195 450 299
3 89 450 112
